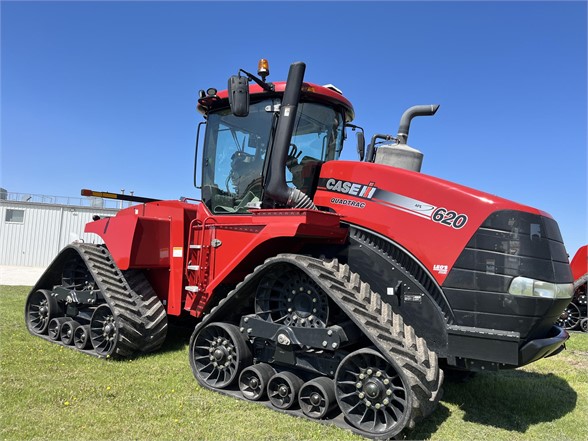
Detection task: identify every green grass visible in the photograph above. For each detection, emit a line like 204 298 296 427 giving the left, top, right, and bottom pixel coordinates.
1 285 586 441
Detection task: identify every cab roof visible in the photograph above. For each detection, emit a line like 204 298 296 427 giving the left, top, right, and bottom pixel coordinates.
197 81 355 123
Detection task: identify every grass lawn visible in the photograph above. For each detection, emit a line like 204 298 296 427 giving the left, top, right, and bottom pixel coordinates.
1 285 586 440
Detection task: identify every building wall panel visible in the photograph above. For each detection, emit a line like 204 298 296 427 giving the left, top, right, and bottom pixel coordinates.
0 202 117 267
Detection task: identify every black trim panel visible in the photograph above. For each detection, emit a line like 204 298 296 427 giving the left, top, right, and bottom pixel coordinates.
445 288 570 340
334 225 452 355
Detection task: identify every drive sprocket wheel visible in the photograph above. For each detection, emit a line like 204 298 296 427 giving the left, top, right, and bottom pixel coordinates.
61 257 96 290
255 265 328 328
190 322 252 389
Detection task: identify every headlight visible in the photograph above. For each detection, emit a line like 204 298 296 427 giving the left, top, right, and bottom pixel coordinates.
509 276 574 299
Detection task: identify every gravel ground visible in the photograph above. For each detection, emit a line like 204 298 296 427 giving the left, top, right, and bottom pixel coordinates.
0 266 45 286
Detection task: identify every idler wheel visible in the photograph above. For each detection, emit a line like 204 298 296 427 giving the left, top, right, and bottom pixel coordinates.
90 304 119 357
335 348 411 438
25 289 59 335
190 322 252 389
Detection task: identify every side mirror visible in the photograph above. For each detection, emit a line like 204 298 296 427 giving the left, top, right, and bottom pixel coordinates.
228 75 249 117
356 131 365 161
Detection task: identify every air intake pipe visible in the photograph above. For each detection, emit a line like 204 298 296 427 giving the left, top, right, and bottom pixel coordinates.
264 62 317 209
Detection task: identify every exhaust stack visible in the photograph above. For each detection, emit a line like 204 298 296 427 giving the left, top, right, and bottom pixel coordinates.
397 104 439 144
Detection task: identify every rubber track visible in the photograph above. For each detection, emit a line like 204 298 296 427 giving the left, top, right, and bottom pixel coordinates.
64 243 168 358
191 253 443 437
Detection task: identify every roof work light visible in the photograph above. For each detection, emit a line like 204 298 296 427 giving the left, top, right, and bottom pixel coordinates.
258 59 270 81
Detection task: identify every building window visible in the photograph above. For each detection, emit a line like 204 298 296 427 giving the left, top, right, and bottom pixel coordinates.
5 209 25 223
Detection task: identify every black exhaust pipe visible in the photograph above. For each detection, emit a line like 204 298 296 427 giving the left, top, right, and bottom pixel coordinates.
397 104 440 144
264 62 316 209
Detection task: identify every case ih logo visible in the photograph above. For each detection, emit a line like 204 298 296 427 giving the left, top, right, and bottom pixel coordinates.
324 179 377 200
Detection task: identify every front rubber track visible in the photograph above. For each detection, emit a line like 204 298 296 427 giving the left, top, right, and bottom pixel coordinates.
26 243 168 358
190 253 443 438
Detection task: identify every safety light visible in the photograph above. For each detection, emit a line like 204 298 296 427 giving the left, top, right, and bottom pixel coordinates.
258 59 270 81
206 88 217 97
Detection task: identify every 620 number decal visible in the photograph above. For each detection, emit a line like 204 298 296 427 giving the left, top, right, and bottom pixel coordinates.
432 207 468 229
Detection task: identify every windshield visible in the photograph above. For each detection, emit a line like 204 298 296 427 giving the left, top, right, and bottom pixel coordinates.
200 98 344 213
287 102 344 191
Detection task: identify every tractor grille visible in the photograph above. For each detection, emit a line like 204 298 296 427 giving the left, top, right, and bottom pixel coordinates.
445 210 571 290
442 210 572 338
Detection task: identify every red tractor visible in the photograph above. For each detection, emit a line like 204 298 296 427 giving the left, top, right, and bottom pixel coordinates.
557 245 587 331
25 60 575 439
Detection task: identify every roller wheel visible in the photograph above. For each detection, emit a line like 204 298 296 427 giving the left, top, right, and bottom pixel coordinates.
190 322 252 389
25 289 59 335
48 317 69 341
267 371 303 410
580 318 588 333
239 363 275 401
255 266 328 328
299 376 336 419
60 320 80 345
557 302 581 330
90 304 119 357
74 325 91 349
335 348 411 438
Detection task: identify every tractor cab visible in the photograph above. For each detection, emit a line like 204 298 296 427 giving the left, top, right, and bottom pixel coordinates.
196 60 354 214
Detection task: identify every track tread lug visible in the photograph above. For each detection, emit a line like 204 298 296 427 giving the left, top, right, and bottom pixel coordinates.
189 252 443 438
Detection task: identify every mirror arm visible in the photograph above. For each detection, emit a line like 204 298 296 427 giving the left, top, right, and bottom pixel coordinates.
346 123 365 161
239 69 275 92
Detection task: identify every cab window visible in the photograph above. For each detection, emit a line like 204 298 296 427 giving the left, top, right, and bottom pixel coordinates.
200 99 344 213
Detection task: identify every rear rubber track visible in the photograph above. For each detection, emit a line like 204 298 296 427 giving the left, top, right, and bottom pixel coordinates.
32 243 168 358
190 253 443 438
78 244 167 357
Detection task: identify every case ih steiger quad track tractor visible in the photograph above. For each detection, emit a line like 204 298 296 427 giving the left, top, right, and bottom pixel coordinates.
26 60 575 439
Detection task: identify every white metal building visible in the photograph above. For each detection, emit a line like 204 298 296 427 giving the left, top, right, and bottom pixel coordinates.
0 191 120 267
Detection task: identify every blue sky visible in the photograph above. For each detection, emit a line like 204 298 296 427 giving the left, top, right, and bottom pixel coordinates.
1 1 586 256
